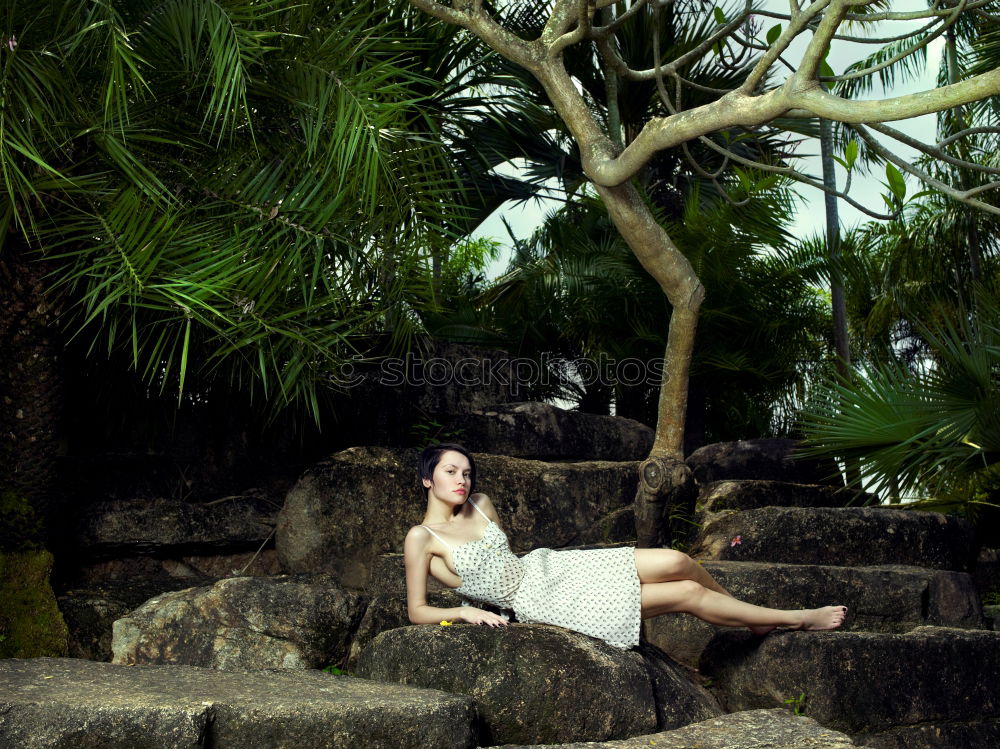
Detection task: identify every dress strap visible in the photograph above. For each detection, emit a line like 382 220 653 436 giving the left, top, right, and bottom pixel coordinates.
420 525 453 550
468 496 491 522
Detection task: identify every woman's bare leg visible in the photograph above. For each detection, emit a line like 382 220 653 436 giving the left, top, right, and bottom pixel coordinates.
641 578 847 632
634 548 732 596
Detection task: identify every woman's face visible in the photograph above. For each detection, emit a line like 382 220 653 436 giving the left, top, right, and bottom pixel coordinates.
423 450 472 506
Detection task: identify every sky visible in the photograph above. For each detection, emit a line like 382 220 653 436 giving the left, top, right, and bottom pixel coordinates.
472 4 946 278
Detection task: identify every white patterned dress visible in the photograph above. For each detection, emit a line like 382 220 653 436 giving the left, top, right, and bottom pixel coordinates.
422 499 641 649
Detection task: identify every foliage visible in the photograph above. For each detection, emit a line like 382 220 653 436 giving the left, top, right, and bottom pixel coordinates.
473 190 831 443
799 295 1000 506
0 0 499 424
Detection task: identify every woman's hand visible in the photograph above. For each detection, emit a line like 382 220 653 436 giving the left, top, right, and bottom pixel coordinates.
459 607 509 627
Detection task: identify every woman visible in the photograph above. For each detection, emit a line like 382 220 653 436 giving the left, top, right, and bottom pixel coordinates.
404 443 847 649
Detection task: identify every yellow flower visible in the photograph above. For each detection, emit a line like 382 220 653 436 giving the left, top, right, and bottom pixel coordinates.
439 620 453 626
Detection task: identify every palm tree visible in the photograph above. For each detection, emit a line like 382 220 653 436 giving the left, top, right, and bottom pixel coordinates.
799 293 1000 514
0 0 500 538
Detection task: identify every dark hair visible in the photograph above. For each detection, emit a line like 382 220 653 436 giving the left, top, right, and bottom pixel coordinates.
418 443 476 494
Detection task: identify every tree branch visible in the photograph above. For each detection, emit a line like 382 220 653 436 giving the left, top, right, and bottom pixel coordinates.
852 123 1000 216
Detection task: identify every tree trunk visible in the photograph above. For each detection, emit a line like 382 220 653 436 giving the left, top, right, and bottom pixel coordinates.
820 118 850 376
0 240 64 551
594 182 703 547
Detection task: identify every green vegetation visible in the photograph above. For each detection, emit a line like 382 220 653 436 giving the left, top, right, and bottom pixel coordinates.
0 550 68 658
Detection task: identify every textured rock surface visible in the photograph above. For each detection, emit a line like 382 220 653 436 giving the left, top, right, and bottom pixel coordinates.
495 708 856 748
112 574 366 670
277 447 639 586
0 657 475 748
700 627 1000 735
690 507 977 571
696 480 875 516
443 401 653 461
76 494 277 556
686 439 842 485
644 561 985 668
356 624 720 745
854 719 1000 749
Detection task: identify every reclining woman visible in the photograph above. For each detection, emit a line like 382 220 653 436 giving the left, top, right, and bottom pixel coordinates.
404 443 847 649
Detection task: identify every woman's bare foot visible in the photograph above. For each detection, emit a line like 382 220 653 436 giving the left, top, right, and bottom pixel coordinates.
796 605 848 631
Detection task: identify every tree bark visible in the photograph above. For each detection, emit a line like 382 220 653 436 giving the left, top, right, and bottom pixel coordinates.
0 240 64 551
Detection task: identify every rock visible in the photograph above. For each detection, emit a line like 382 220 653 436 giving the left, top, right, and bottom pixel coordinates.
854 719 1000 749
696 480 875 516
277 447 639 587
686 439 842 485
355 624 720 745
76 494 278 557
58 591 133 661
495 708 856 748
700 627 1000 738
644 561 985 668
0 657 475 748
442 402 653 461
975 547 1000 597
112 574 366 670
690 507 977 571
0 550 68 658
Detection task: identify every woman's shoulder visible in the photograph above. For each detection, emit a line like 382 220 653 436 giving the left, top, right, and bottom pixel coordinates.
404 524 433 549
470 493 501 522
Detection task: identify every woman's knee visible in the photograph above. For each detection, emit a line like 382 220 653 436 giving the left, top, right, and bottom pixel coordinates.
636 548 692 583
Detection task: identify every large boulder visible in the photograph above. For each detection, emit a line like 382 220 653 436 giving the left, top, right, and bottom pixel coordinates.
690 507 977 571
355 624 720 746
644 561 985 668
700 627 1000 746
76 493 277 557
442 402 653 461
112 574 366 670
686 439 842 485
0 657 475 749
496 708 856 748
276 447 639 587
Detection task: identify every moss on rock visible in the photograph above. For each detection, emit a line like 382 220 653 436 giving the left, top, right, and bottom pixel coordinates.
0 490 44 552
0 549 69 658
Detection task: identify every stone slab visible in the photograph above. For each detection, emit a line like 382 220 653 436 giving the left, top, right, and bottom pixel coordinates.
690 507 976 571
442 401 653 461
644 561 985 668
76 495 277 557
494 708 856 748
0 657 474 748
700 627 1000 735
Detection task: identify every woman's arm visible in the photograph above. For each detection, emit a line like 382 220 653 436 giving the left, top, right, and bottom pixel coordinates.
403 525 508 627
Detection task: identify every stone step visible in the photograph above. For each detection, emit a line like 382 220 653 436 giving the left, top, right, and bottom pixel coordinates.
644 561 986 669
690 506 976 571
695 480 876 516
438 401 653 461
700 626 1000 748
0 657 474 748
496 708 856 748
355 624 722 746
686 438 842 485
75 494 278 557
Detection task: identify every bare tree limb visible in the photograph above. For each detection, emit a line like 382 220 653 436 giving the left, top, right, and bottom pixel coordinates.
852 124 1000 216
869 122 1000 177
